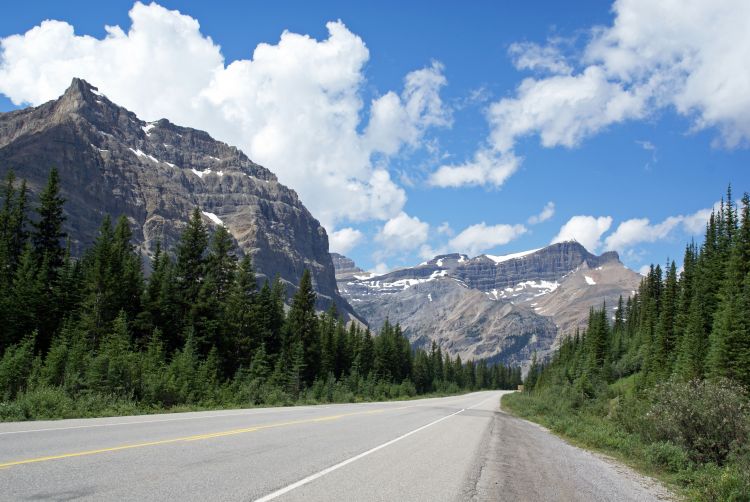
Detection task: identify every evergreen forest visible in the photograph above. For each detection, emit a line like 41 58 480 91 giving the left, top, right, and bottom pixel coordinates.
506 186 750 500
0 168 520 421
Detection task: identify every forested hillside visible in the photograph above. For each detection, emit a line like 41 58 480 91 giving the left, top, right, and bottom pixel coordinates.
0 168 520 421
506 187 750 500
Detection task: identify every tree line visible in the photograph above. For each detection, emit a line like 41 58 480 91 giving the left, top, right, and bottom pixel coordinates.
526 186 750 394
0 168 520 417
514 187 750 498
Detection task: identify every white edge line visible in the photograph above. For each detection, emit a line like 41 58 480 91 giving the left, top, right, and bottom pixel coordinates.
0 392 486 436
253 408 466 502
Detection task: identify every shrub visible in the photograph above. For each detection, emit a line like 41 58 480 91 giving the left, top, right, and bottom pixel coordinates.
643 378 749 465
644 441 691 471
0 334 35 400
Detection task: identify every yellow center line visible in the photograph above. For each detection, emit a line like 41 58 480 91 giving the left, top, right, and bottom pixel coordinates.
0 405 413 469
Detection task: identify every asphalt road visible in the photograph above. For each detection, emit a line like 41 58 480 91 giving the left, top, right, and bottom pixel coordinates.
0 391 672 501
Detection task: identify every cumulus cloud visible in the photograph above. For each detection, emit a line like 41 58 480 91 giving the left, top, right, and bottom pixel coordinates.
604 205 717 252
508 40 572 75
528 201 555 225
329 227 364 255
364 61 451 155
488 66 648 152
436 222 453 236
0 2 450 234
429 149 520 188
604 217 682 252
437 0 750 188
448 222 527 257
551 215 613 252
374 212 430 254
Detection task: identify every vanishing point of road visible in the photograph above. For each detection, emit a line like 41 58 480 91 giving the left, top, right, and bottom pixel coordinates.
0 391 672 501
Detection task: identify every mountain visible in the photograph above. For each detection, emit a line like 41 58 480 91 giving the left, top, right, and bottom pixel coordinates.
331 252 366 281
335 242 641 368
0 78 354 316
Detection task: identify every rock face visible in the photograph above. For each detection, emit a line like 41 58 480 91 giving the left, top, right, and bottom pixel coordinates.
335 242 642 368
0 78 354 316
331 253 366 281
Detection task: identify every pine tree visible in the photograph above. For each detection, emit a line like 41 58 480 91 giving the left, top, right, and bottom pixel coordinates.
707 193 750 385
654 261 679 377
32 167 66 272
191 225 237 358
175 208 208 313
205 225 236 301
286 270 318 385
223 256 258 374
111 216 144 323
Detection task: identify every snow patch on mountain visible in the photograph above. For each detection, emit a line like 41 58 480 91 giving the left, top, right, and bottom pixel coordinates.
201 211 224 226
484 248 541 264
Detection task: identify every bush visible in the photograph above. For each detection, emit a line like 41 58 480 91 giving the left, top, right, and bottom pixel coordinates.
687 459 750 502
643 378 749 465
15 385 76 419
644 441 691 471
0 334 35 400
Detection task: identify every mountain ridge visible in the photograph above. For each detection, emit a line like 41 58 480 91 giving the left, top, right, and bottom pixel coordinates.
0 78 355 316
335 242 641 368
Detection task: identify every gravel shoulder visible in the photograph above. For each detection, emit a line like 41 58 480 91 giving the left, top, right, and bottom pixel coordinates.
468 395 676 502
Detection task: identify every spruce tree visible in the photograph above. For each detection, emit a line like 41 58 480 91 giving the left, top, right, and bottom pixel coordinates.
175 208 208 311
654 261 678 376
223 256 258 373
707 193 750 385
286 270 319 385
32 167 66 271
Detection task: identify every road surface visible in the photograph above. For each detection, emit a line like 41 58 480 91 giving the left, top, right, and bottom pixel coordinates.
0 391 672 501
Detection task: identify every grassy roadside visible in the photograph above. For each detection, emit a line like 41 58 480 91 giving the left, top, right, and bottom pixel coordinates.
501 385 750 501
0 384 474 423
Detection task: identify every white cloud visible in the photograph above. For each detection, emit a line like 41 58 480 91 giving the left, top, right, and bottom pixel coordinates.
439 0 750 188
639 264 651 276
508 40 572 75
370 262 391 276
488 66 648 152
0 2 450 232
448 222 527 257
329 227 364 255
364 61 450 155
636 140 656 152
681 203 723 235
418 244 440 260
528 201 555 225
429 149 520 188
604 217 682 252
604 205 717 252
551 215 613 252
375 212 430 254
436 222 453 236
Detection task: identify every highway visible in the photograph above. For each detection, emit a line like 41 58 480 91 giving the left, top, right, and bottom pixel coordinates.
0 391 672 501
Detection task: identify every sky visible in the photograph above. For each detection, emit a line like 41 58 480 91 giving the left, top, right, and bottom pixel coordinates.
1 1 748 275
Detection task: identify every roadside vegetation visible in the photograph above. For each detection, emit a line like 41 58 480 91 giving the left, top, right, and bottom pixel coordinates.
505 186 750 501
0 168 521 421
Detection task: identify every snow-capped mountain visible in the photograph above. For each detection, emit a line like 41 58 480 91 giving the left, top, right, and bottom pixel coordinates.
334 242 641 368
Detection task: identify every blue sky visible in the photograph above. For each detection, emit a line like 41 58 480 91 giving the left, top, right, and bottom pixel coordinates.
1 1 748 275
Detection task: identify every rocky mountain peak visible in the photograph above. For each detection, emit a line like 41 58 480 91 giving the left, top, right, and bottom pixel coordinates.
335 242 641 369
0 78 354 318
331 253 366 281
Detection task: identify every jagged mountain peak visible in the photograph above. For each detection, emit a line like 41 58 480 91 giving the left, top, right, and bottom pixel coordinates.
335 241 640 368
0 78 354 318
